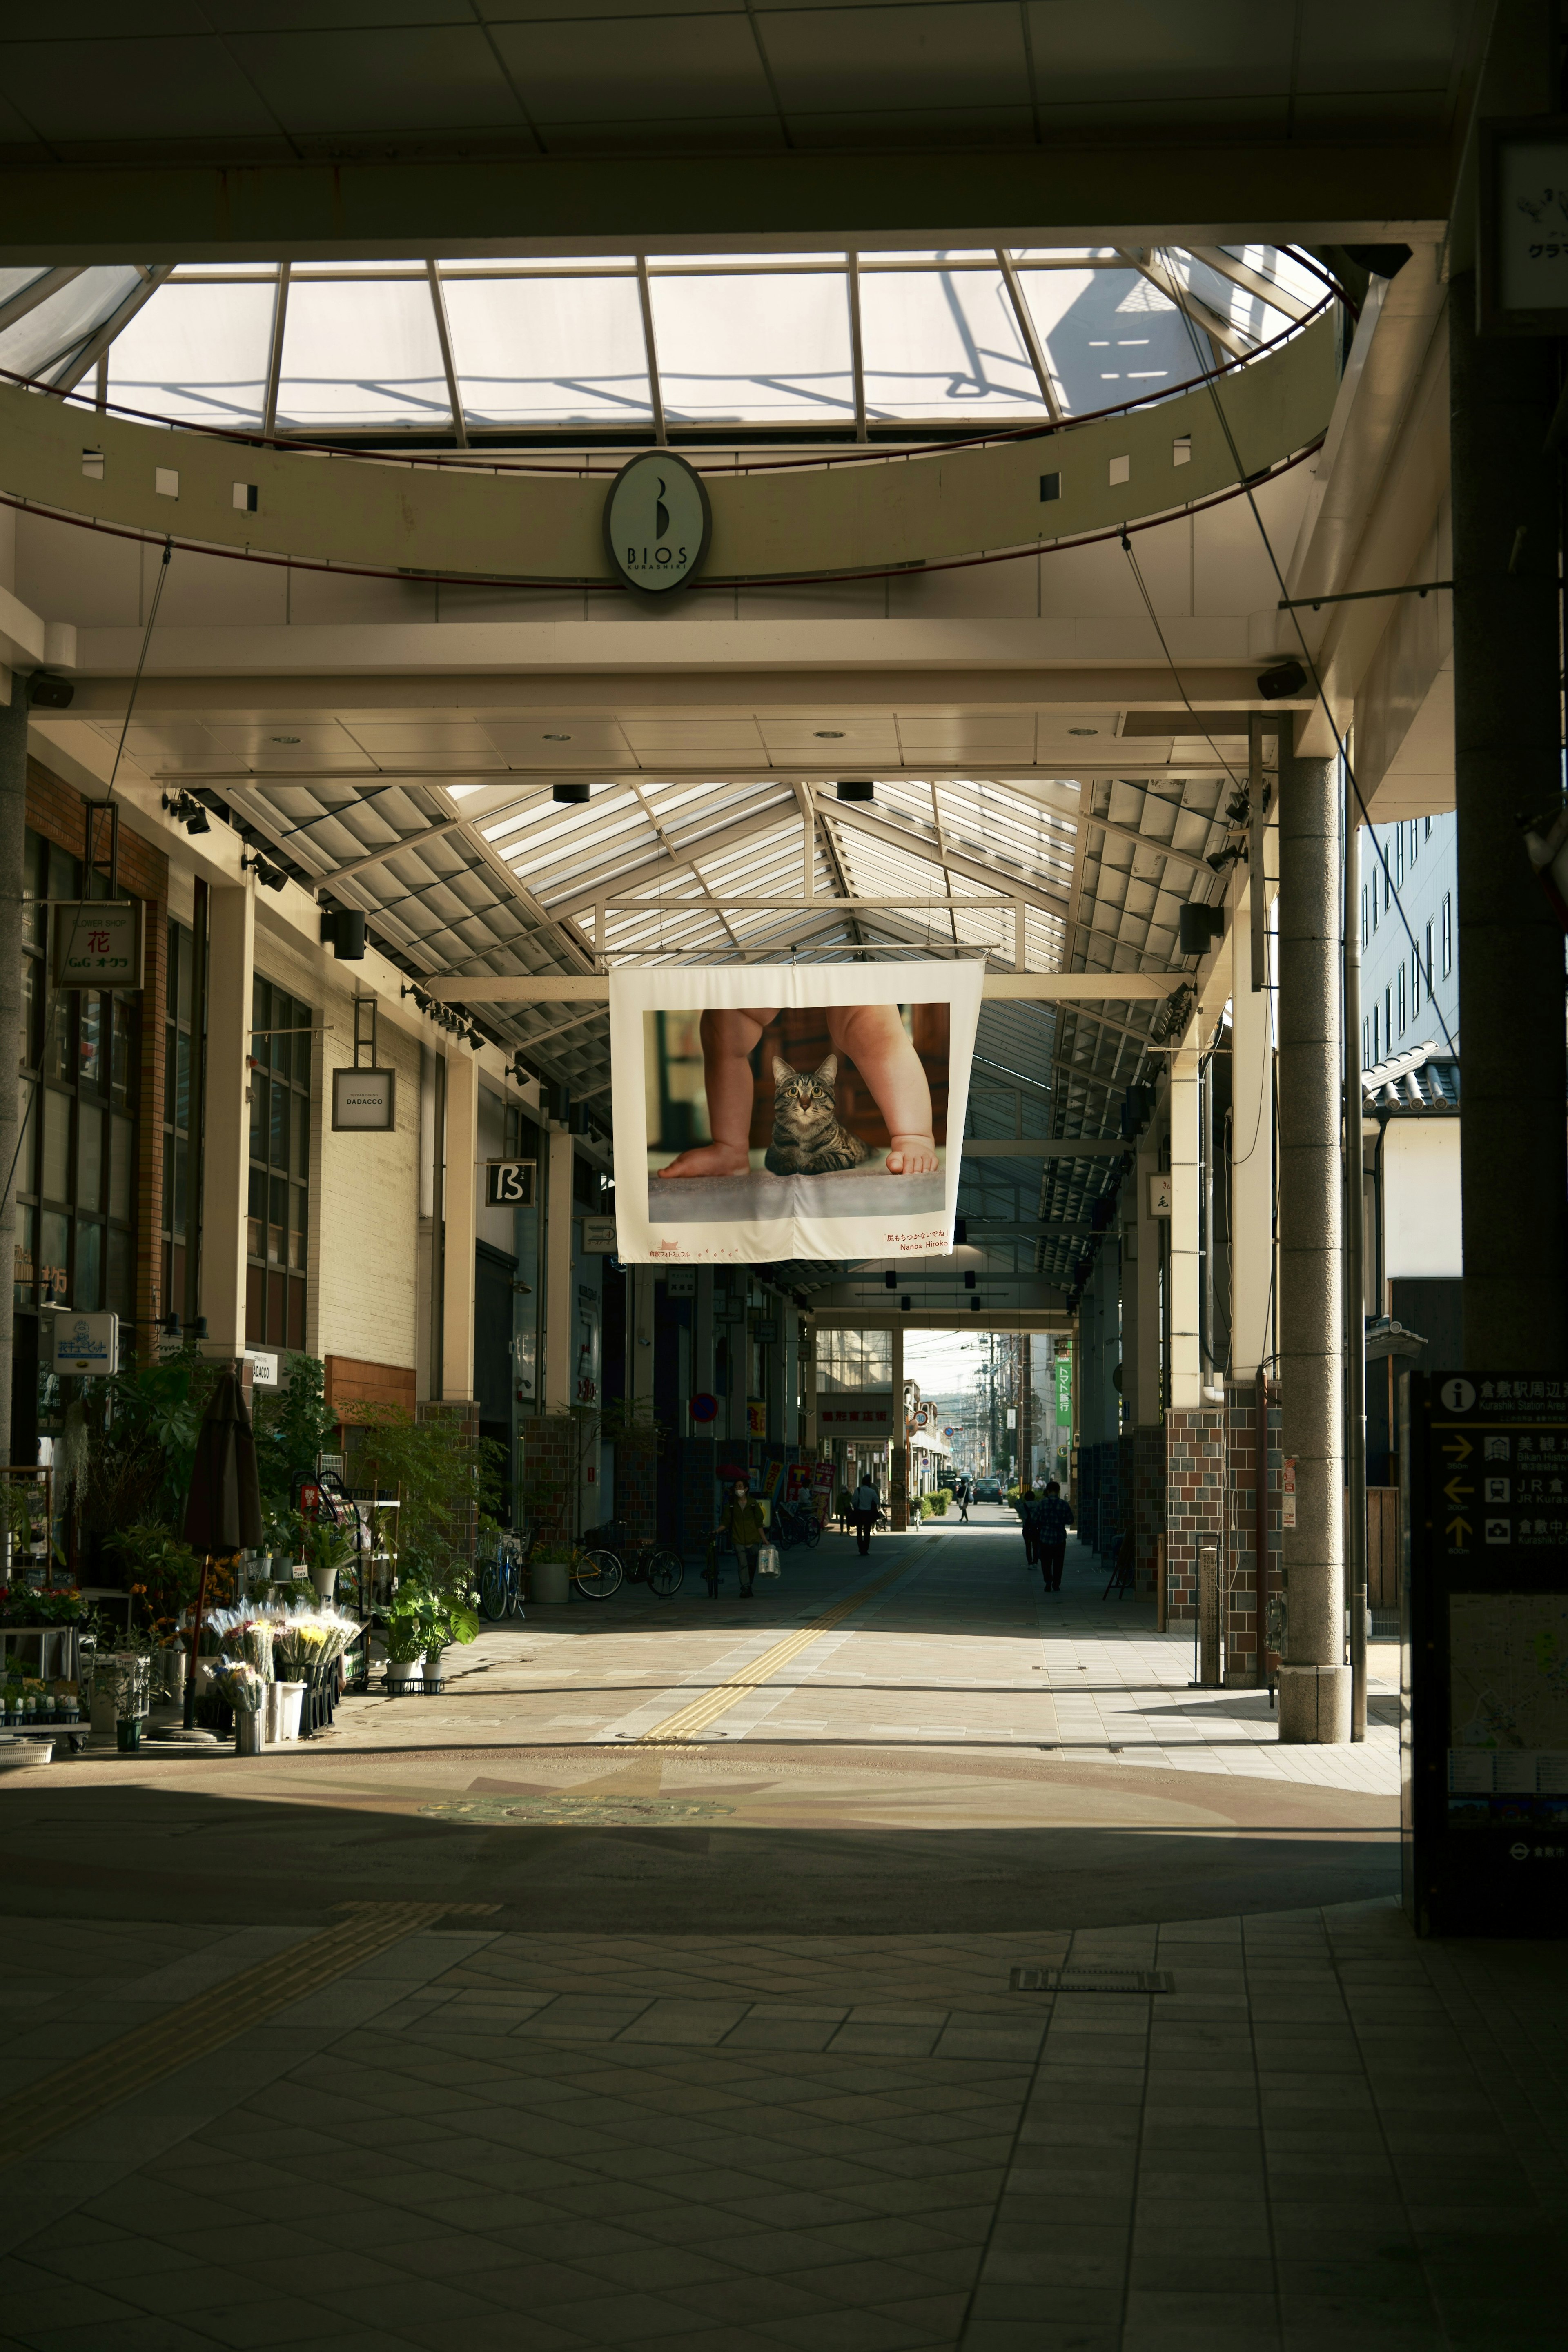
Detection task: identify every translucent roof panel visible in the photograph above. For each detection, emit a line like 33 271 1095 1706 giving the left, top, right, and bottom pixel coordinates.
443 273 652 427
275 278 450 431
1020 267 1195 412
107 278 275 427
648 268 854 424
53 245 1330 439
858 267 1043 420
0 266 145 385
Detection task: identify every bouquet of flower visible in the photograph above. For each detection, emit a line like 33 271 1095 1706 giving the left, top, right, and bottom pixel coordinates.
274 1605 365 1680
207 1606 279 1681
212 1656 265 1715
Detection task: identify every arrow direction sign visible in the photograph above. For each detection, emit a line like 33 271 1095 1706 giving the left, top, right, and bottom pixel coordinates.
1442 1433 1474 1462
1443 1475 1474 1507
1445 1515 1472 1549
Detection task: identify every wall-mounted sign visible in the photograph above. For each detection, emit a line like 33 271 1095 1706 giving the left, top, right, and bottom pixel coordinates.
485 1159 536 1207
1147 1171 1172 1217
747 1400 767 1437
52 1310 118 1376
815 1393 894 1434
581 1215 618 1253
690 1391 719 1424
603 450 711 596
1481 118 1568 332
756 1319 778 1343
331 1067 396 1131
665 1268 696 1298
52 901 143 991
248 1350 279 1388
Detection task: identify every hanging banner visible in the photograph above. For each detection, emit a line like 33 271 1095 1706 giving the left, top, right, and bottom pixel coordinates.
609 960 981 1264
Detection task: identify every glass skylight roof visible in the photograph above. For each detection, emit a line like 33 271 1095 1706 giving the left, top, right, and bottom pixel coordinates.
0 245 1328 442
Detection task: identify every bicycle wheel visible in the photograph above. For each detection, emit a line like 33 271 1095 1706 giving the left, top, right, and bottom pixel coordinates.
646 1547 684 1597
802 1511 822 1548
478 1561 510 1621
574 1547 624 1600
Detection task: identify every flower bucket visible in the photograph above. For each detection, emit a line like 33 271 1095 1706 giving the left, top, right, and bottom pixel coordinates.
234 1710 264 1756
532 1558 570 1607
116 1717 142 1754
309 1565 338 1604
274 1680 305 1741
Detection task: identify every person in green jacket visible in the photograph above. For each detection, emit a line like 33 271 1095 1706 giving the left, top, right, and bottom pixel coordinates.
718 1478 767 1597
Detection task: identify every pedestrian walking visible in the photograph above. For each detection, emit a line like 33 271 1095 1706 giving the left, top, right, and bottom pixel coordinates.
717 1477 768 1597
955 1477 970 1523
1018 1485 1041 1567
1036 1480 1075 1591
852 1474 880 1556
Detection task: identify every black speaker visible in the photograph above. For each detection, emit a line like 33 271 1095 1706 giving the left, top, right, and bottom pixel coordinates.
552 783 591 804
325 907 366 960
835 780 875 802
1256 659 1307 700
1178 901 1225 957
29 673 74 709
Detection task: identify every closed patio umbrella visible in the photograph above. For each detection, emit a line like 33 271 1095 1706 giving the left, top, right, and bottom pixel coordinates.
181 1368 263 1729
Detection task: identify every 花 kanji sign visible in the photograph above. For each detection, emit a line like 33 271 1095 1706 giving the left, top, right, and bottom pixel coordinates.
51 900 143 991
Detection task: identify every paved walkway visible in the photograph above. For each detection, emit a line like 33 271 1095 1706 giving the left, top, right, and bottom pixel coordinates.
323 1514 1400 1797
2 1512 1547 2350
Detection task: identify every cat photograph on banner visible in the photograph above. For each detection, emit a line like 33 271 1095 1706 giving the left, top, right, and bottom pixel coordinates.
607 961 983 1265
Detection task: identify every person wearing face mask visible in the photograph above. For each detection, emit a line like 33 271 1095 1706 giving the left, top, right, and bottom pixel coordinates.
717 1477 767 1597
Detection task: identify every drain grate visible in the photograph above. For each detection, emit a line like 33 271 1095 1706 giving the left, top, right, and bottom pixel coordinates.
1010 1966 1175 1994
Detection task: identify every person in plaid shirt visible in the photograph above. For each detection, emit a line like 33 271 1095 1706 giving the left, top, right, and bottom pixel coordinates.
1034 1481 1075 1591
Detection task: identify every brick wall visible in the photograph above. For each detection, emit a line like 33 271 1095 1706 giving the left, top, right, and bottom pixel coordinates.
1120 1423 1166 1595
1163 1384 1281 1681
519 1412 580 1538
27 760 169 1345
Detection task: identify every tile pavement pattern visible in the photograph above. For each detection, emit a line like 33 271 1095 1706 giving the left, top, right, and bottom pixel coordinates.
0 1900 1561 2351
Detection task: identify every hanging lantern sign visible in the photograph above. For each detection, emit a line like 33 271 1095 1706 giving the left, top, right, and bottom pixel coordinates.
604 451 711 596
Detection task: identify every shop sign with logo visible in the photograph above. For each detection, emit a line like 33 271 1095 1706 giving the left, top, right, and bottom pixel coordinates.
331 1067 396 1131
52 1311 118 1376
665 1268 696 1297
248 1351 279 1388
52 901 143 990
815 1393 893 1434
603 450 711 595
486 1160 536 1207
581 1215 618 1254
747 1401 767 1437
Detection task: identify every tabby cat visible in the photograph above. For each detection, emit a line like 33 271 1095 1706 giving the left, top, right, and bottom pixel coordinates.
764 1054 871 1176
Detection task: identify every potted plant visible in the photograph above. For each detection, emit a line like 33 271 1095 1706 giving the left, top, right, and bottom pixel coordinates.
382 1590 436 1690
422 1590 480 1689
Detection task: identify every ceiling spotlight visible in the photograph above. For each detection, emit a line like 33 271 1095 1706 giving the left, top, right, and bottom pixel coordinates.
271 734 301 745
467 1026 484 1050
161 788 210 836
814 730 844 740
240 850 285 891
553 783 591 804
1067 727 1099 737
543 732 572 742
836 780 874 802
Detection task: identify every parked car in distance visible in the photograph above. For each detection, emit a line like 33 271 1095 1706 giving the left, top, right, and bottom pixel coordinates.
972 1479 1002 1502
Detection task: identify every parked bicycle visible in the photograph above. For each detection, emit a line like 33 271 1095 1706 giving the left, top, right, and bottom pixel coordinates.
582 1521 684 1597
771 1499 822 1551
476 1528 627 1612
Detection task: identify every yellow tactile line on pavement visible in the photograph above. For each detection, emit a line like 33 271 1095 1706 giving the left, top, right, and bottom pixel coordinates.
0 1899 499 2163
637 1545 926 1743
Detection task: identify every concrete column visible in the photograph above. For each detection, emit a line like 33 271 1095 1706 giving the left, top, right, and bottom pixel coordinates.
543 1125 574 1414
1276 749 1349 1742
0 687 26 1458
1450 274 1568 1369
802 1316 817 1450
783 1309 799 1448
1230 873 1276 1381
1167 1016 1203 1409
889 1316 907 1529
198 884 254 1362
441 1048 477 1402
693 1265 714 1408
1128 1131 1163 1420
629 1263 654 1412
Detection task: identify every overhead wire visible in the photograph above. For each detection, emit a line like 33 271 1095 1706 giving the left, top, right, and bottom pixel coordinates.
1157 248 1458 1057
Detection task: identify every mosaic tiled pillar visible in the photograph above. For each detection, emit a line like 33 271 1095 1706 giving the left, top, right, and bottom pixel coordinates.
1163 1388 1282 1679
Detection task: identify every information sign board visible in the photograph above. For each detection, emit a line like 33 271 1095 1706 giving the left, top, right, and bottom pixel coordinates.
51 1310 118 1376
51 901 143 991
331 1068 396 1131
484 1160 535 1207
1405 1372 1568 1936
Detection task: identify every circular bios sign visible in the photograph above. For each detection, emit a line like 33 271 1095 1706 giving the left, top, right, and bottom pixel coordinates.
604 450 711 595
690 1391 720 1425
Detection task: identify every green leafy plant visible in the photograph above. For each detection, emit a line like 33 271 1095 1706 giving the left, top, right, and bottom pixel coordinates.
107 1523 205 1642
252 1358 339 1516
383 1587 444 1664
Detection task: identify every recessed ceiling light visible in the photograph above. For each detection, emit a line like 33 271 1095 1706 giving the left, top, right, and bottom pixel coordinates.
543 732 572 742
1068 728 1098 737
272 735 301 744
814 730 844 739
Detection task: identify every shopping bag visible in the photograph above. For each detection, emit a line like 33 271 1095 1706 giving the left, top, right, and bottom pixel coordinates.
755 1545 782 1579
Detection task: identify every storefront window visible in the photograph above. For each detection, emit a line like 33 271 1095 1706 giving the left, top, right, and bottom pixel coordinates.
13 829 139 1326
246 975 312 1350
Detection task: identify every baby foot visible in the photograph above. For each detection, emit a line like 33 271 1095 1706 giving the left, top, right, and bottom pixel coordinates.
885 1133 939 1176
657 1142 752 1178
